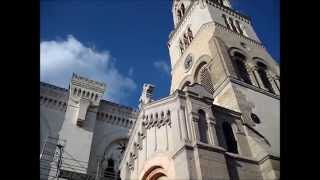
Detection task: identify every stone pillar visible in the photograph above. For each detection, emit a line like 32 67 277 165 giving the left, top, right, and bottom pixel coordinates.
207 116 219 146
191 113 200 142
179 106 190 143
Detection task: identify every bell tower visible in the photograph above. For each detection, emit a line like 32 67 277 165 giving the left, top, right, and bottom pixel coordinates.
168 0 280 160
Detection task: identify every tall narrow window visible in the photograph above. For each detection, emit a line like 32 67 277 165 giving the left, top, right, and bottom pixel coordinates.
222 122 238 154
181 4 185 15
257 62 274 93
235 20 244 35
233 52 252 85
228 17 238 32
183 34 189 48
222 14 231 29
177 10 182 21
187 28 193 43
198 110 208 143
179 40 184 54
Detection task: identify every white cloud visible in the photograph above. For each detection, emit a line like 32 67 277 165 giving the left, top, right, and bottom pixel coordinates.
153 60 170 75
40 35 137 103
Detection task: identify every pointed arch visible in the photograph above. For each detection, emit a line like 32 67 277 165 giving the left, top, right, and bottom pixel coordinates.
192 56 215 94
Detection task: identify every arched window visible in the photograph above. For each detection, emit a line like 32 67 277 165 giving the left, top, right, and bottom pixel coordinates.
181 3 185 15
235 20 244 35
222 122 238 154
257 62 275 93
78 89 81 96
199 65 215 94
228 17 237 32
198 110 208 143
251 113 261 124
177 10 182 21
73 88 77 95
183 34 189 48
104 158 115 178
232 52 252 85
187 28 193 42
179 40 184 54
95 94 98 101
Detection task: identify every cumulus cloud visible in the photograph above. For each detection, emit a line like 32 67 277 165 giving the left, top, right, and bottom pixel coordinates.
153 61 170 75
40 35 137 103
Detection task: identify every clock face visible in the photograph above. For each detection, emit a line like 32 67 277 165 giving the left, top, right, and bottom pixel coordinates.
184 55 193 71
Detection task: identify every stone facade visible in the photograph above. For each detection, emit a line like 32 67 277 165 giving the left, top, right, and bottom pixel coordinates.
40 0 279 180
40 75 138 180
120 0 279 180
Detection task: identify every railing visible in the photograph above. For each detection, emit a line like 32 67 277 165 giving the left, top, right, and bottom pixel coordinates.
40 137 122 180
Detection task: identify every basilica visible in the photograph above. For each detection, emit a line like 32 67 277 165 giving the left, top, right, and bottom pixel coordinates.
40 0 280 180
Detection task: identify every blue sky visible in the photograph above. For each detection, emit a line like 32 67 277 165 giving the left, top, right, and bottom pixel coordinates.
40 0 279 109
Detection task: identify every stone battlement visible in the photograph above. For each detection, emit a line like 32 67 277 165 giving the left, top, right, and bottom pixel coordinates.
71 73 106 93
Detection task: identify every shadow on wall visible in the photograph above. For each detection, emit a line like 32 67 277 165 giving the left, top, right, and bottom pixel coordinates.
225 156 241 180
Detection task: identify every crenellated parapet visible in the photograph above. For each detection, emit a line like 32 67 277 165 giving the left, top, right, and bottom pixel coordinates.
68 73 106 126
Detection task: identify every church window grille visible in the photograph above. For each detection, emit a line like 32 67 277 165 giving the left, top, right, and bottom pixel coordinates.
251 113 261 124
198 110 208 143
232 52 252 85
222 122 238 154
199 66 215 94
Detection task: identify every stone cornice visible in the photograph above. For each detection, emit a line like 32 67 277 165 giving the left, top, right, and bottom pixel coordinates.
229 77 280 100
212 104 242 118
214 22 264 49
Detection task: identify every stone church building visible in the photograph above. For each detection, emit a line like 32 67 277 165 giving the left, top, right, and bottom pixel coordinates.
40 0 280 180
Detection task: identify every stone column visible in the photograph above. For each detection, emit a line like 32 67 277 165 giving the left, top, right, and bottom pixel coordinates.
246 64 260 87
268 73 280 95
252 66 268 90
207 117 217 145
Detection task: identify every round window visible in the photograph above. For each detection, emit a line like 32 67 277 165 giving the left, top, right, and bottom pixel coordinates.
251 113 261 124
